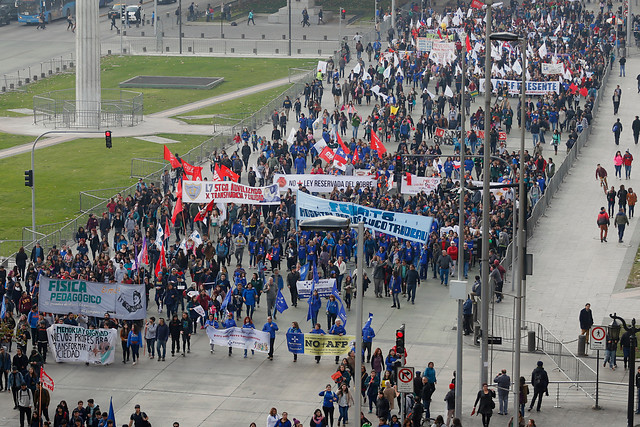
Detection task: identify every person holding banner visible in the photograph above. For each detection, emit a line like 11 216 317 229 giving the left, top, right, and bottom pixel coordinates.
222 313 236 356
310 323 326 364
204 314 219 354
329 319 346 365
287 322 302 362
262 316 279 361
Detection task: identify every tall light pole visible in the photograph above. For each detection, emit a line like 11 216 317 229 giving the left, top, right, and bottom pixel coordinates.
178 0 182 54
154 0 157 36
299 216 364 424
610 313 638 427
480 0 493 387
288 0 292 56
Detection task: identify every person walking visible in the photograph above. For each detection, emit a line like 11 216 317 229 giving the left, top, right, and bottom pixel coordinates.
262 316 278 360
614 150 624 178
528 361 549 412
336 383 354 426
597 207 610 243
624 149 634 179
596 164 609 192
319 384 338 427
613 119 623 145
615 207 630 242
613 85 622 115
127 324 142 365
635 367 640 414
633 116 640 144
518 376 529 417
628 188 637 218
144 317 157 360
247 10 255 25
110 14 119 31
620 56 627 77
156 317 169 361
494 369 510 415
472 383 495 427
579 303 594 343
603 333 618 370
17 382 33 427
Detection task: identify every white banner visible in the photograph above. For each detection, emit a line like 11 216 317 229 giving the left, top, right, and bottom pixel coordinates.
205 326 271 352
296 278 336 298
47 325 118 365
416 37 434 52
274 174 377 193
182 180 280 205
401 175 441 195
541 63 564 75
479 79 560 95
296 191 433 243
39 277 146 320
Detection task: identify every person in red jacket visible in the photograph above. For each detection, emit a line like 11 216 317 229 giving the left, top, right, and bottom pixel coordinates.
446 242 458 275
623 149 634 180
597 207 610 242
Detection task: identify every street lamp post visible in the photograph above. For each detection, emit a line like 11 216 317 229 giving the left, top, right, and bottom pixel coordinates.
288 0 292 56
178 0 182 54
299 215 364 425
610 313 638 427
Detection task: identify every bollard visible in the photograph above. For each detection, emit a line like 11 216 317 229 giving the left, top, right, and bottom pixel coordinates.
275 48 279 54
123 48 127 54
221 33 224 38
188 46 192 52
181 32 184 37
262 34 265 39
253 48 257 54
166 46 170 52
107 50 112 55
474 324 481 346
9 83 14 89
324 35 327 40
297 49 301 54
231 47 235 53
123 31 127 36
577 334 586 356
209 47 213 52
201 33 204 38
282 34 285 40
527 330 536 352
33 76 37 81
303 34 306 40
69 62 74 68
141 31 145 36
41 72 45 78
318 49 322 55
62 64 67 70
1 87 5 92
161 32 164 37
25 78 30 84
241 33 245 39
143 47 147 52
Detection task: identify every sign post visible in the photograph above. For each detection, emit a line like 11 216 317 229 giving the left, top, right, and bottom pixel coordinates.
591 326 606 410
397 366 414 419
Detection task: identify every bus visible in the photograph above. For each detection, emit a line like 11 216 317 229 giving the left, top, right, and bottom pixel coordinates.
17 0 75 23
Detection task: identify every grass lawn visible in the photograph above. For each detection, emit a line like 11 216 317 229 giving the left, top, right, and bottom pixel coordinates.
225 0 401 17
0 56 316 115
626 245 640 288
174 83 292 125
0 133 207 256
0 133 40 151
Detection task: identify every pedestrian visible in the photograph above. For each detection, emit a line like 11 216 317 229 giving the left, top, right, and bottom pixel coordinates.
614 150 624 178
247 10 255 25
156 317 168 361
329 319 346 364
628 188 637 218
613 118 623 145
336 383 354 426
9 365 24 409
613 85 622 115
129 404 150 427
493 369 510 415
144 317 157 360
319 384 338 427
362 320 375 363
267 408 280 427
444 383 455 426
262 315 278 360
420 376 435 420
110 14 119 31
405 264 419 304
463 295 473 335
17 382 33 427
127 324 142 366
624 149 634 179
633 116 640 144
579 303 594 343
551 129 560 155
596 163 609 192
67 14 74 30
597 207 610 243
0 346 10 391
528 361 549 412
603 333 618 370
169 314 182 356
518 376 529 417
34 382 50 422
222 312 236 356
635 367 640 414
615 207 629 242
472 383 495 427
287 321 301 362
310 409 325 427
620 55 626 77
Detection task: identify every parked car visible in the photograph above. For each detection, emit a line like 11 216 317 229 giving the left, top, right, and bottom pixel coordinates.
0 0 17 20
108 3 124 20
157 0 176 4
124 5 141 23
0 4 11 25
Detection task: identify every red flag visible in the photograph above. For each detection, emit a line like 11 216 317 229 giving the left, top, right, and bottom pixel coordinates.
219 164 239 182
141 240 148 264
181 160 201 180
171 180 183 225
437 28 443 39
192 166 203 181
319 146 336 163
194 199 216 223
466 34 472 52
370 130 386 158
163 145 182 169
471 0 484 9
336 133 350 154
40 367 54 391
155 244 166 278
165 217 171 239
213 164 223 181
579 87 588 97
352 147 360 164
405 172 412 186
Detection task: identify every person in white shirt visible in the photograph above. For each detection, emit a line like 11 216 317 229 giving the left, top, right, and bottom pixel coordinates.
266 407 280 427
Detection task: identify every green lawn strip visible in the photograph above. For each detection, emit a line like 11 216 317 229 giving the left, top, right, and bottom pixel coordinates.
174 83 292 125
0 133 207 253
626 244 640 288
0 133 39 151
0 57 316 115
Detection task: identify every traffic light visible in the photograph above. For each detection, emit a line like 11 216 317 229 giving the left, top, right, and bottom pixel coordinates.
395 325 405 355
395 154 402 173
24 170 33 187
105 130 112 149
341 8 346 19
121 4 126 18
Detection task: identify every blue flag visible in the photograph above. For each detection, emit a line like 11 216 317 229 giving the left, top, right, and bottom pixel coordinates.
299 263 310 281
276 289 289 314
363 312 373 331
307 261 319 322
0 296 5 320
221 288 233 312
108 397 116 425
332 283 348 326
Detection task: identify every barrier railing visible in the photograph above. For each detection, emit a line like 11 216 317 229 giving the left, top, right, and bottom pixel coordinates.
79 187 130 214
1 53 75 94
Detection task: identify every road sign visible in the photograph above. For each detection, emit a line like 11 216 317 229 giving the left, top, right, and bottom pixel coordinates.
591 326 606 350
397 367 414 393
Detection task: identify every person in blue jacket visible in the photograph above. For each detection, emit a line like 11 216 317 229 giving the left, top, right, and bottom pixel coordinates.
326 295 339 330
385 349 400 373
390 271 402 309
287 321 302 362
262 316 279 360
463 296 473 335
156 317 169 361
127 324 142 366
423 361 437 385
319 384 338 427
222 312 236 356
242 317 256 358
204 313 219 353
309 290 322 326
310 323 325 364
242 283 258 319
329 319 346 364
362 322 375 363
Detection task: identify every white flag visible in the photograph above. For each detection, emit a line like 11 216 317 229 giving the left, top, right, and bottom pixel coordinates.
547 13 552 25
426 89 437 100
538 42 547 58
155 224 164 249
287 127 296 144
512 59 522 75
383 65 392 79
313 138 327 153
217 202 227 222
394 54 400 67
444 85 454 98
353 62 361 75
189 230 203 247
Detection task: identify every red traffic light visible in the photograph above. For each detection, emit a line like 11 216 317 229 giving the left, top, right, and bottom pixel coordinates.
396 331 404 338
105 131 111 137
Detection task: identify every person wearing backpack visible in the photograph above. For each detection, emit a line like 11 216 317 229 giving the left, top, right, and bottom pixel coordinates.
528 361 549 412
613 118 623 145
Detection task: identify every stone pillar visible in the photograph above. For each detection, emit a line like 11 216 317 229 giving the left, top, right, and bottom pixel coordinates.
75 0 101 128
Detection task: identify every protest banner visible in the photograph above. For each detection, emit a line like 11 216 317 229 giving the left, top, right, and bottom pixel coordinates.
416 37 434 52
181 180 280 205
401 175 441 195
296 191 433 243
296 278 336 299
47 325 118 365
39 277 146 320
286 333 355 355
541 63 564 75
273 174 377 193
479 79 560 95
205 326 270 353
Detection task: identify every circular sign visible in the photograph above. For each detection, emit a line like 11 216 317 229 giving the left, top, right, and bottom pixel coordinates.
591 326 606 342
398 368 414 383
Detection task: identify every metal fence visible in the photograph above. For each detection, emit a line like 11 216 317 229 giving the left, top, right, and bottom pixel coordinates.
33 88 144 128
79 187 130 214
1 53 75 94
